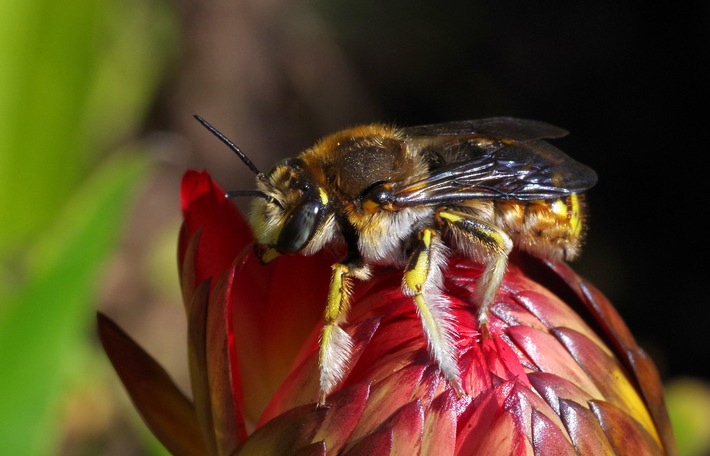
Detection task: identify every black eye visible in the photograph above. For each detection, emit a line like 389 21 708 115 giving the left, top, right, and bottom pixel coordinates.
277 200 323 254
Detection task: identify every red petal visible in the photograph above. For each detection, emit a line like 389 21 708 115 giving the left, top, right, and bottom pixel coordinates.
460 341 495 397
259 318 380 424
483 337 531 387
421 391 457 455
234 404 328 455
179 229 202 314
342 428 393 456
456 382 530 456
186 280 219 454
507 325 602 397
349 365 428 443
97 313 208 456
294 441 327 456
231 249 335 420
543 260 676 453
590 400 665 455
527 372 596 414
208 269 247 450
311 384 371 453
381 400 425 453
180 170 251 289
553 327 658 442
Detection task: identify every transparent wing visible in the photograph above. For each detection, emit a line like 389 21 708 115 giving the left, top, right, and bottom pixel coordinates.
390 118 597 207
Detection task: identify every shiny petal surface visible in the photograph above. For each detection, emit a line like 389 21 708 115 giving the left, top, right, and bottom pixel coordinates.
543 259 676 454
590 400 664 456
179 170 250 289
558 399 615 455
101 170 677 456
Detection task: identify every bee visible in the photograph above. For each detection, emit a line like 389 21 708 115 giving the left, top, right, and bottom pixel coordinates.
194 115 598 403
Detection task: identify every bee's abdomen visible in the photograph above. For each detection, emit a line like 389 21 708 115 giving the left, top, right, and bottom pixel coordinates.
495 194 588 261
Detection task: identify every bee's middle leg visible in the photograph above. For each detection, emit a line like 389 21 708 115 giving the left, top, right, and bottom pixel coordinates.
402 227 463 395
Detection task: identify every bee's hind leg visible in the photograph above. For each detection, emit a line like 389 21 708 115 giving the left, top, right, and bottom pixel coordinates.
402 227 464 396
436 209 512 337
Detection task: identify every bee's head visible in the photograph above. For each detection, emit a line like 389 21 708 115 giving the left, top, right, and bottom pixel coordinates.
249 158 334 262
194 115 335 263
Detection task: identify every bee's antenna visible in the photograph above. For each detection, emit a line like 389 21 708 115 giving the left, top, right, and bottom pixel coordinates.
193 115 263 178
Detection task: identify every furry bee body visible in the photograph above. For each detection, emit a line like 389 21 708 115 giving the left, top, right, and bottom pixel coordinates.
196 116 597 403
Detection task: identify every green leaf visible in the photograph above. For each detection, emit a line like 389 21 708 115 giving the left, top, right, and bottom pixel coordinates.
0 0 178 259
0 153 148 455
0 0 103 256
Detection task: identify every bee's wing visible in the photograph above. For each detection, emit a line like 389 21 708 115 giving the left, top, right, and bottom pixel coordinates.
403 116 570 140
392 118 597 207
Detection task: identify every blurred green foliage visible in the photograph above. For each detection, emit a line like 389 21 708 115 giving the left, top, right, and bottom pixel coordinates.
666 378 710 456
0 0 177 453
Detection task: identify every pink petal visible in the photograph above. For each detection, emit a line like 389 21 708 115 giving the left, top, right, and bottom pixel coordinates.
527 372 596 414
553 327 658 441
513 289 604 347
507 325 602 397
531 408 576 456
558 399 615 455
539 258 676 453
590 400 664 455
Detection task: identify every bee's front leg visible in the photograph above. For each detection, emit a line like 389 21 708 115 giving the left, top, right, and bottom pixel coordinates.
436 208 512 336
318 261 370 405
402 227 464 396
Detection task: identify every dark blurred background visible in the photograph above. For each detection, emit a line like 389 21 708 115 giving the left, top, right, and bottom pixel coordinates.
2 0 708 454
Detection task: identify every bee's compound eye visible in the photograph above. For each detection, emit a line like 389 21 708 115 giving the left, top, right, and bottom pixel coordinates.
277 200 323 254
